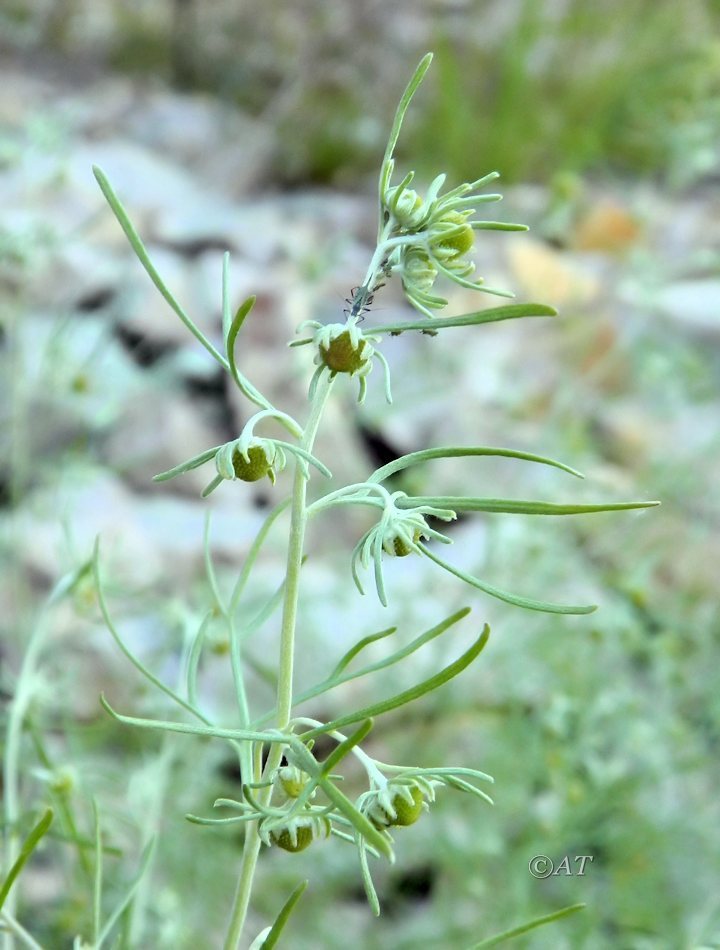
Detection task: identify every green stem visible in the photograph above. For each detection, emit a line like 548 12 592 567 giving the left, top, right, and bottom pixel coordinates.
3 613 48 950
222 372 333 950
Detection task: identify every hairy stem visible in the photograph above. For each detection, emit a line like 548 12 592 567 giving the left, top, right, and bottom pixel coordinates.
223 372 333 949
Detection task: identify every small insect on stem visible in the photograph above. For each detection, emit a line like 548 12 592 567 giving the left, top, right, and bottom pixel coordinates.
345 261 390 321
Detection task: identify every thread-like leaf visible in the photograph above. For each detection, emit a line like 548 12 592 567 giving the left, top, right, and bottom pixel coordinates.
153 446 221 482
368 302 556 335
93 540 209 723
226 295 272 410
94 548 202 715
259 880 309 949
100 694 289 745
379 53 433 206
255 609 471 727
299 624 490 739
92 166 229 370
369 446 583 483
0 809 53 911
400 497 661 516
418 544 596 615
469 902 586 948
97 839 157 947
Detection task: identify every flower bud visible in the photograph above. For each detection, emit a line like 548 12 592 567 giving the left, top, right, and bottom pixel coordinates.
386 186 425 228
433 211 474 259
231 444 273 482
278 765 308 799
271 824 314 853
368 785 425 829
48 766 76 796
401 247 437 294
319 329 371 375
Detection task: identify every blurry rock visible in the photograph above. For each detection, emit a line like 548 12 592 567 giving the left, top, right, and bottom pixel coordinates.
655 280 720 343
31 240 119 311
103 385 227 495
114 243 221 351
121 87 271 193
70 140 233 242
11 466 265 592
572 199 641 252
507 237 599 306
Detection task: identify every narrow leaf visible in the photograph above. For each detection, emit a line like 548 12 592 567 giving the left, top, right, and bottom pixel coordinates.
93 540 209 723
470 221 528 231
358 841 381 917
369 446 583 484
329 626 398 680
255 608 470 726
229 498 291 612
153 446 221 482
260 880 309 949
100 694 287 745
314 775 392 859
97 839 157 947
379 53 433 203
299 625 490 739
418 544 596 615
92 166 229 370
320 719 374 777
0 809 53 912
469 902 586 948
369 302 556 335
400 497 661 516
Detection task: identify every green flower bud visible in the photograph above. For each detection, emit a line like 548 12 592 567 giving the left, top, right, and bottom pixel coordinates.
278 765 308 799
386 186 424 228
319 329 370 375
231 444 273 482
433 211 474 258
401 247 437 294
369 785 425 829
391 530 421 557
271 824 314 853
48 766 76 796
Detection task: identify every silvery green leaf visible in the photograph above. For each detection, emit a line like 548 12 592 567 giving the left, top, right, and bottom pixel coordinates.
418 544 596 615
369 302 556 335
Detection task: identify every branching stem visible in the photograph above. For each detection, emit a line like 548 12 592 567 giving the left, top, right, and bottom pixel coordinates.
223 372 334 949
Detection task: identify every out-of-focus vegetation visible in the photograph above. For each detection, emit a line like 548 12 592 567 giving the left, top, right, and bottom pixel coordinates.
1 0 719 186
2 1 719 948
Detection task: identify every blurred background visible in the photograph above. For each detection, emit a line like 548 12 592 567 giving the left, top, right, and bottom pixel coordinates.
2 0 719 947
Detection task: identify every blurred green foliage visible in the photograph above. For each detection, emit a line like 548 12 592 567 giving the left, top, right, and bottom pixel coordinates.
416 0 720 186
3 0 718 186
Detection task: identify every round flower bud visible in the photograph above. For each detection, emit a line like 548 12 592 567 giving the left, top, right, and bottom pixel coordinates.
231 444 272 482
370 786 425 829
271 824 314 853
48 766 76 796
401 247 437 294
278 765 307 799
386 186 424 228
390 530 421 557
380 513 428 558
433 211 474 258
319 329 370 375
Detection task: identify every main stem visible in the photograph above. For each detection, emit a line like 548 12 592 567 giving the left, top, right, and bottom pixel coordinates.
223 372 333 950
